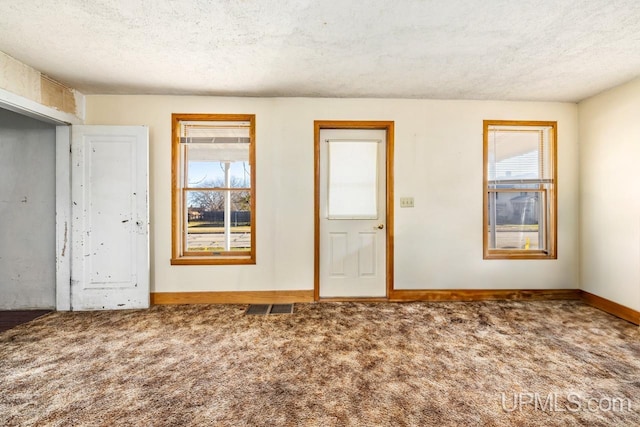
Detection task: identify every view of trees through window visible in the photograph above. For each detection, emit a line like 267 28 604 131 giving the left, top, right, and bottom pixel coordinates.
186 176 252 252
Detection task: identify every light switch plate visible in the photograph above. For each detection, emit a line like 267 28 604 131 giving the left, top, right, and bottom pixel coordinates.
400 197 414 208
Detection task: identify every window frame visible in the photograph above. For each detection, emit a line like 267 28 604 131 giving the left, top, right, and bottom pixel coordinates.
483 120 557 260
171 113 256 265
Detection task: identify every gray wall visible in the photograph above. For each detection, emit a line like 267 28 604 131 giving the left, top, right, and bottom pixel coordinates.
0 108 56 309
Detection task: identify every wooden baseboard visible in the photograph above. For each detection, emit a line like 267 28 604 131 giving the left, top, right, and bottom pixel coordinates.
317 297 389 303
150 289 640 326
388 289 581 302
151 290 314 305
580 291 640 325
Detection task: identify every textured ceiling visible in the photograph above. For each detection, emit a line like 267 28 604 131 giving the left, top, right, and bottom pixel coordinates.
2 0 640 102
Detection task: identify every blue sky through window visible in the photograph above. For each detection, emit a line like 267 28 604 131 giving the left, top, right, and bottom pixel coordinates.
188 161 250 187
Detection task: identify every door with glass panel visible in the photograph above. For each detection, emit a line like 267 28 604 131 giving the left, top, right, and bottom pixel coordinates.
319 129 387 298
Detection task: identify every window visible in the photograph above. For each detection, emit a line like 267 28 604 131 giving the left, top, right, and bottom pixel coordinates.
327 139 379 219
171 114 255 265
483 120 557 259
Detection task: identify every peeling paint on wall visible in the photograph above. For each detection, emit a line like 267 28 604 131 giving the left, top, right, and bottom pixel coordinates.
41 75 77 115
0 50 84 118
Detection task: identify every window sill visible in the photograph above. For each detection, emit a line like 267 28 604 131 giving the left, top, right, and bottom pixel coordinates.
171 256 255 266
484 251 556 260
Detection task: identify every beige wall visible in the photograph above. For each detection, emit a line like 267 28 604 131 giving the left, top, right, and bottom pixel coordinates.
579 77 640 311
86 95 579 293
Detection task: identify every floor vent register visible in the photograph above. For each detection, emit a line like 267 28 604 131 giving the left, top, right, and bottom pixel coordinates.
245 304 294 315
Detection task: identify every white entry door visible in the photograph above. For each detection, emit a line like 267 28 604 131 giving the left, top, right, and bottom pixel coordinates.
71 126 149 310
319 129 387 298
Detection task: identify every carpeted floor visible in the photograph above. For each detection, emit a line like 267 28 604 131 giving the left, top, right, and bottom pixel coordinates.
0 300 639 426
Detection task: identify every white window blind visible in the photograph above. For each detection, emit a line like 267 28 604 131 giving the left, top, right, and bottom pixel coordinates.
180 121 250 143
487 126 551 186
327 139 379 219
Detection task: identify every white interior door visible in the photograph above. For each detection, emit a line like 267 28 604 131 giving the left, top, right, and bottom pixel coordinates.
319 129 386 298
71 125 149 310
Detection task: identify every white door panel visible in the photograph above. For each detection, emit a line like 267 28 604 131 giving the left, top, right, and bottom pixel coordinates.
71 125 149 310
358 232 377 277
320 129 386 298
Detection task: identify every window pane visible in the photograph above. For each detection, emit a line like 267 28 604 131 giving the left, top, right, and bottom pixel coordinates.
185 190 251 252
187 159 251 188
229 195 251 251
487 191 546 251
488 129 541 183
328 140 378 219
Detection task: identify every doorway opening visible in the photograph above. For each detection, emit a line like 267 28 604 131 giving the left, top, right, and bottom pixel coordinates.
0 108 57 310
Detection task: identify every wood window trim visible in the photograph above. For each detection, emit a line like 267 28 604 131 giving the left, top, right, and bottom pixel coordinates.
483 120 557 260
171 113 256 265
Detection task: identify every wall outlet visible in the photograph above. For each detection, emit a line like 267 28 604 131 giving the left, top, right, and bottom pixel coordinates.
400 197 414 208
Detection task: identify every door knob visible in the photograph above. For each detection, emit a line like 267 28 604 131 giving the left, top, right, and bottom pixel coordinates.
376 224 384 230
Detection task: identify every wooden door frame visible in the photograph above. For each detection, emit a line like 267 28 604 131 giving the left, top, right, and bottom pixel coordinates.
314 120 395 301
